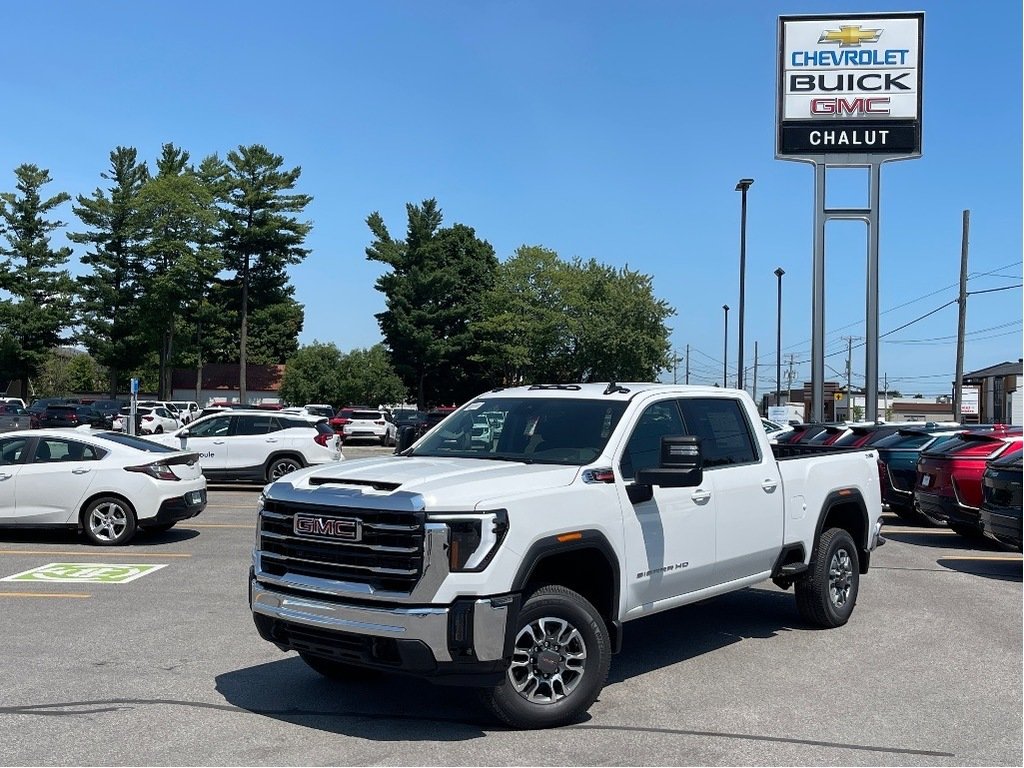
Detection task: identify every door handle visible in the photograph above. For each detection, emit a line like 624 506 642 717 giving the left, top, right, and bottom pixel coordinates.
265 438 278 443
691 490 712 504
761 479 778 492
72 468 91 475
213 440 226 445
0 472 11 481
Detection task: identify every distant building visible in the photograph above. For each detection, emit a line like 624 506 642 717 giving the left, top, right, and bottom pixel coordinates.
171 363 285 407
960 360 1021 425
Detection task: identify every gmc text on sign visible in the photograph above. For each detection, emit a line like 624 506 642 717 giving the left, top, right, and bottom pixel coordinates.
777 13 924 158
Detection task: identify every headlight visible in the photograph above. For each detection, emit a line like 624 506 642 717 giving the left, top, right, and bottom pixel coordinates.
428 509 509 572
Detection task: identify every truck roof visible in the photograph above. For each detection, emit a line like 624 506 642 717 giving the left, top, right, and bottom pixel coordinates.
479 383 741 401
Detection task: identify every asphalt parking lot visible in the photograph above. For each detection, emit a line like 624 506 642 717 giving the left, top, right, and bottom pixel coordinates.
0 443 1020 766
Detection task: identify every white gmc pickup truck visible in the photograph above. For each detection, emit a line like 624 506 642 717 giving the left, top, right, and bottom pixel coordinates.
250 383 883 729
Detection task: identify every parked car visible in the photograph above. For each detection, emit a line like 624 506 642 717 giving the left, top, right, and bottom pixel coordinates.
146 410 343 483
341 409 398 446
0 403 30 434
113 406 180 435
86 399 125 429
413 406 459 439
770 423 829 445
36 404 107 430
914 428 1023 537
830 424 902 449
874 426 968 522
303 404 335 419
138 401 186 426
168 401 200 424
0 429 206 545
2 398 27 409
329 406 359 433
980 448 1023 551
392 408 427 431
26 397 71 427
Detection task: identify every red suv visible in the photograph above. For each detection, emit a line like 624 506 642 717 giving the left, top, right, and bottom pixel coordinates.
914 426 1023 538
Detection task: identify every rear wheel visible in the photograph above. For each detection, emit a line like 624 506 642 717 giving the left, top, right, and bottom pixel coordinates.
267 456 303 482
949 521 984 539
82 497 137 546
154 426 163 434
479 585 610 729
796 527 860 628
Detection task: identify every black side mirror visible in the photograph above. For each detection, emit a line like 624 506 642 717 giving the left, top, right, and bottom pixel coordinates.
395 425 416 454
635 435 703 488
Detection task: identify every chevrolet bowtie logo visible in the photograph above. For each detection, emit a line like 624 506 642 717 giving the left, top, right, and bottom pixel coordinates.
818 25 882 47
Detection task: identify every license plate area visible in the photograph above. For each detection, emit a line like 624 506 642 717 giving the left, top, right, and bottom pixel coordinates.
921 475 932 488
186 490 206 505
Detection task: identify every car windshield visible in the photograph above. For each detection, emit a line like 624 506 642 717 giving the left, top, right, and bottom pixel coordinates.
410 397 627 465
90 432 177 452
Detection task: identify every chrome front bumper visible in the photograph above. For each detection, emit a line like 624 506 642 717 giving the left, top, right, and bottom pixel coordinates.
250 578 512 663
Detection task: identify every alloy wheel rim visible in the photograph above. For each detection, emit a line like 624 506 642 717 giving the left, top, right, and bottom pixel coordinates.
829 548 854 608
89 502 128 542
508 616 587 704
271 460 299 480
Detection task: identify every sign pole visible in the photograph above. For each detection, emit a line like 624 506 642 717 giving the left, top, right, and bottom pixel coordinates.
865 162 882 422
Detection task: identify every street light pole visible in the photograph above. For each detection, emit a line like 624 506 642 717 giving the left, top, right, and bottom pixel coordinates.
735 178 754 391
722 304 730 387
775 267 785 406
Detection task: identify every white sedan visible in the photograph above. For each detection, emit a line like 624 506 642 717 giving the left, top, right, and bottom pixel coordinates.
0 430 207 545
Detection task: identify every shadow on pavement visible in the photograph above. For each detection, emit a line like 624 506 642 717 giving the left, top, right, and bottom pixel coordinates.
216 587 802 738
881 530 1004 551
936 556 1022 582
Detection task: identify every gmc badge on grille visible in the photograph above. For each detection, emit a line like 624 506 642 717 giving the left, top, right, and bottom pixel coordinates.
293 513 361 542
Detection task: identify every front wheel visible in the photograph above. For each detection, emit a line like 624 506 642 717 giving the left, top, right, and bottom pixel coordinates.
154 426 163 434
82 497 137 546
796 527 860 628
479 585 610 729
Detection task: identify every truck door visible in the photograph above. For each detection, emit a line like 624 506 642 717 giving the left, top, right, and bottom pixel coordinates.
678 397 784 582
616 398 717 611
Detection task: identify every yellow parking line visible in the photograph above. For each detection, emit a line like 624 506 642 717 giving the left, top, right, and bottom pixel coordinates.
0 550 191 558
0 592 91 598
882 527 958 534
204 504 257 509
189 524 255 529
939 555 1023 562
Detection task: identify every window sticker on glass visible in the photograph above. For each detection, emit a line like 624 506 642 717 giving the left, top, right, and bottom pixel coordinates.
525 416 539 436
465 402 484 410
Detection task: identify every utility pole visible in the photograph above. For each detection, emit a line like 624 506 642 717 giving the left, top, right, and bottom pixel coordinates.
883 372 888 421
685 344 690 385
954 210 970 422
672 350 678 385
842 336 861 422
786 354 796 406
753 341 759 409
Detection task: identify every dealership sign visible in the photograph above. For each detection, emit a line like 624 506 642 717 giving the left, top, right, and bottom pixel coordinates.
777 12 923 157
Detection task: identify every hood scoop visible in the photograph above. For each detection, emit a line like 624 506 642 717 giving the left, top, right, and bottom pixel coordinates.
308 476 402 492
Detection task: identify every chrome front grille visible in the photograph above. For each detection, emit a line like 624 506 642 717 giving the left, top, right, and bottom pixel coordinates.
258 499 425 593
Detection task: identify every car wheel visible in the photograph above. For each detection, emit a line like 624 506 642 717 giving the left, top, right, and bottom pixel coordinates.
795 527 860 628
479 585 610 729
298 652 380 681
82 497 137 546
267 456 303 482
379 434 388 446
155 426 164 434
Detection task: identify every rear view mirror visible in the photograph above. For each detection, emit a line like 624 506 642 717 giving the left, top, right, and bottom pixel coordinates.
635 435 703 488
178 429 191 440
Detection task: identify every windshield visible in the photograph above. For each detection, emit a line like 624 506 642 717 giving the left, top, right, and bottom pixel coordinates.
410 397 627 465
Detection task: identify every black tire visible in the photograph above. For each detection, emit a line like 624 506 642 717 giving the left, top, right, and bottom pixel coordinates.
298 652 380 681
146 522 176 533
479 585 610 730
949 521 984 539
892 504 925 524
266 455 303 483
795 527 860 628
82 496 137 546
379 434 388 446
155 426 163 434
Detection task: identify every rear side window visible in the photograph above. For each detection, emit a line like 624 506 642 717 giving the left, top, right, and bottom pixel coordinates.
32 438 106 463
679 398 759 468
0 436 29 465
235 415 276 436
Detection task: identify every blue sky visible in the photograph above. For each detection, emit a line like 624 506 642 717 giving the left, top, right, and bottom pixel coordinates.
2 1 1020 397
